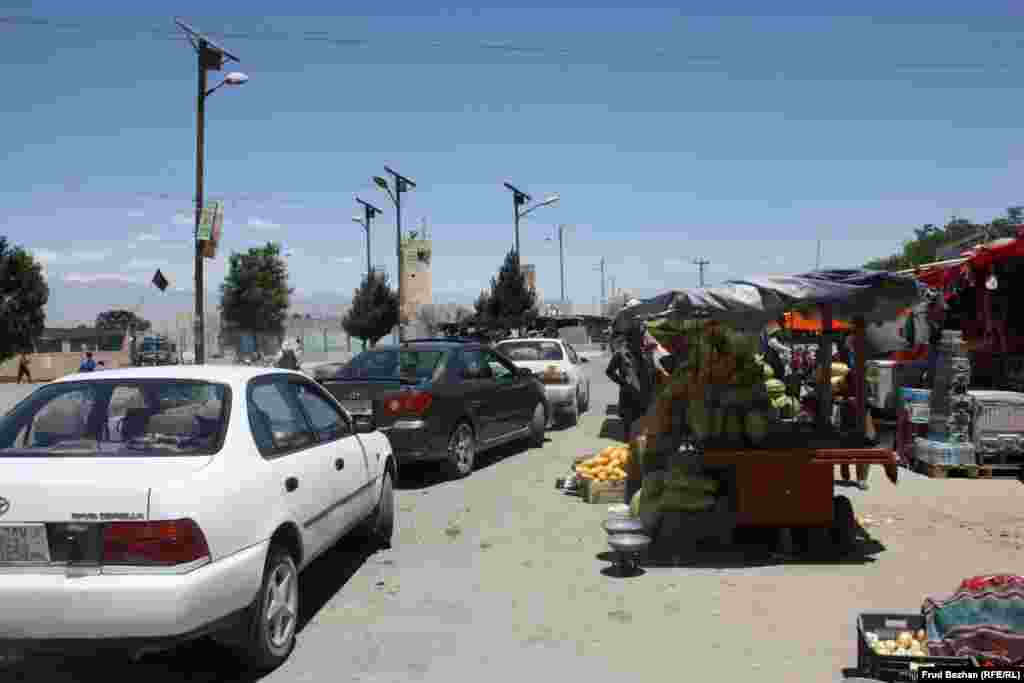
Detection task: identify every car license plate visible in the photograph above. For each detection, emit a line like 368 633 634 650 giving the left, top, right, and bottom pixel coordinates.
341 400 372 416
0 524 51 563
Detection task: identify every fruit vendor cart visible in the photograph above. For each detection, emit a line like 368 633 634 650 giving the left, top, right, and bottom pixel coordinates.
614 269 919 555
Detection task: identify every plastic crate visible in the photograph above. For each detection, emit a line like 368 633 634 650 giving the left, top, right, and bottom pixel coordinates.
856 612 976 681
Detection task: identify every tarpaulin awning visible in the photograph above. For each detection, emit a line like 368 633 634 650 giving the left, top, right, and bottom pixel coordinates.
613 269 920 333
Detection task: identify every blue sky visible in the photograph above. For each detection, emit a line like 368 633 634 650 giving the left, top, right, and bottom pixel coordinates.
2 1 1023 323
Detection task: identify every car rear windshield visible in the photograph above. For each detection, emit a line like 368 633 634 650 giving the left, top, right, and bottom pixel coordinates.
0 380 229 457
335 349 445 382
500 341 564 361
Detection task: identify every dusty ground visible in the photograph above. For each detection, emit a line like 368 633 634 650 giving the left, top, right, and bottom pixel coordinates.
1 363 1021 682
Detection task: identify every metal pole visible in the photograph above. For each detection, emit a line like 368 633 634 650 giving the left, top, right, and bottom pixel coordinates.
558 224 565 303
396 184 404 342
194 41 207 365
514 203 521 257
598 258 606 313
693 258 710 287
364 206 373 278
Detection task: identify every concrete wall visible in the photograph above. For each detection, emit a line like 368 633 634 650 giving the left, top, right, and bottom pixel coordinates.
0 350 132 382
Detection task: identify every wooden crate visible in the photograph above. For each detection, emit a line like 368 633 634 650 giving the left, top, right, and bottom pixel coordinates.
909 457 1021 479
580 478 627 504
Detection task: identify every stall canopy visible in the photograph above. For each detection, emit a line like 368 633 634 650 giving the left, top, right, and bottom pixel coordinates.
613 269 920 332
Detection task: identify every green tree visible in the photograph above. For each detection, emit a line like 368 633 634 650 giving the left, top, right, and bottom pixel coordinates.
473 289 492 323
0 238 48 363
487 249 538 329
342 271 399 347
96 309 151 333
219 242 292 339
864 212 1018 271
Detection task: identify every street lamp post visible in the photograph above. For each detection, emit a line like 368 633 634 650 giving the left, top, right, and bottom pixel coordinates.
503 181 559 258
373 166 416 342
175 20 246 365
354 197 382 278
545 224 569 303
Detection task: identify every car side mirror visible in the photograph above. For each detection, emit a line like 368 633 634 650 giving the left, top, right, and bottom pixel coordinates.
352 415 375 434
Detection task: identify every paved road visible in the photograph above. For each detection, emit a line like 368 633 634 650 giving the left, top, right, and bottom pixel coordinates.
3 357 1022 681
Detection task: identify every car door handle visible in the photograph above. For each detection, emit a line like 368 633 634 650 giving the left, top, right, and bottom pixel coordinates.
470 400 483 409
335 458 345 470
285 477 299 492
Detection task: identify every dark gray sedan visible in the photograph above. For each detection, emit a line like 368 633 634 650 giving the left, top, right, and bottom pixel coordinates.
316 339 549 478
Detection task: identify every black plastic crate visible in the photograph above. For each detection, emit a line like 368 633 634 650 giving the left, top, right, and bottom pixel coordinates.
856 612 976 681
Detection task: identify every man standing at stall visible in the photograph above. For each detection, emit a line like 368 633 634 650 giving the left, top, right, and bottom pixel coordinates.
606 320 655 440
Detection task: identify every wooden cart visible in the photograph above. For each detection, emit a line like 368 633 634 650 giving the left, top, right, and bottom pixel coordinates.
700 446 898 553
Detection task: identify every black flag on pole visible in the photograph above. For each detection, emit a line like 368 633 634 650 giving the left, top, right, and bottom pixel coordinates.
152 269 169 292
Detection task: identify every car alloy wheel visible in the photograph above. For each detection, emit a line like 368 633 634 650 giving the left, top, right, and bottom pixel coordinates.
447 422 475 478
236 546 299 671
264 557 299 653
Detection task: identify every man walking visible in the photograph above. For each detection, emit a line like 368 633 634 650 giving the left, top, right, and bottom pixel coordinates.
16 352 32 384
79 351 96 373
605 321 654 440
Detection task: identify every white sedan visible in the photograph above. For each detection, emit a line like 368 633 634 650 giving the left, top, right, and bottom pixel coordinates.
0 365 395 671
495 338 591 426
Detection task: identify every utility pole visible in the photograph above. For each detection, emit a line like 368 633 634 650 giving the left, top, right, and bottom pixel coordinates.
557 224 566 303
175 20 245 365
595 257 606 314
354 197 382 278
815 240 822 270
693 258 710 287
374 166 416 342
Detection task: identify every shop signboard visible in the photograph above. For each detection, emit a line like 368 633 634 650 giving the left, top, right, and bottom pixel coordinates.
198 201 224 258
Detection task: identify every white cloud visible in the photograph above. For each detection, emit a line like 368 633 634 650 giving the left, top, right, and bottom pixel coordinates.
33 248 60 264
137 233 162 242
63 272 139 285
31 249 111 264
124 258 167 271
663 258 689 273
247 217 280 230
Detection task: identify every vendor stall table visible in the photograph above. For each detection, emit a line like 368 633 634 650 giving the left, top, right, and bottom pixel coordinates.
700 447 898 551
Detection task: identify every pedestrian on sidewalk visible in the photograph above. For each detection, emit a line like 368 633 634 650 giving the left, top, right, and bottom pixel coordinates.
16 352 32 384
606 320 654 441
79 351 96 373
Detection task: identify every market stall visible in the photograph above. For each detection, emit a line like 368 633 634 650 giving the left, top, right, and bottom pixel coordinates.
586 269 919 561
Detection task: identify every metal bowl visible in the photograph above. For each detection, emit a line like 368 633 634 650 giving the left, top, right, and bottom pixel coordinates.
608 533 651 554
603 517 646 536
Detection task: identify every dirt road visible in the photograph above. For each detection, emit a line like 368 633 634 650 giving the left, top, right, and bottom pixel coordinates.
2 363 1021 682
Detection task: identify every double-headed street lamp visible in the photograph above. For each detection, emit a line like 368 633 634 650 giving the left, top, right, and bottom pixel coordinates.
373 166 416 341
503 181 559 258
353 197 382 278
175 19 248 365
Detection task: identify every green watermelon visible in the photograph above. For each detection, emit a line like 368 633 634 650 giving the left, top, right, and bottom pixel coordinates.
745 411 770 446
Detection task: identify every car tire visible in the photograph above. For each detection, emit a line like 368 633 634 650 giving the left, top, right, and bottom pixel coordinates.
445 421 476 479
354 468 395 549
235 546 299 672
528 402 546 447
580 382 590 413
564 393 579 427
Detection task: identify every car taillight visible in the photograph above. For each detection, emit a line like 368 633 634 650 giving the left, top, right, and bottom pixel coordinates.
102 519 210 566
383 390 434 417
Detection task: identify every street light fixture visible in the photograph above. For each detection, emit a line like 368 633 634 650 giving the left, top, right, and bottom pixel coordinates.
175 19 246 366
373 166 417 342
354 196 383 279
504 181 560 258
